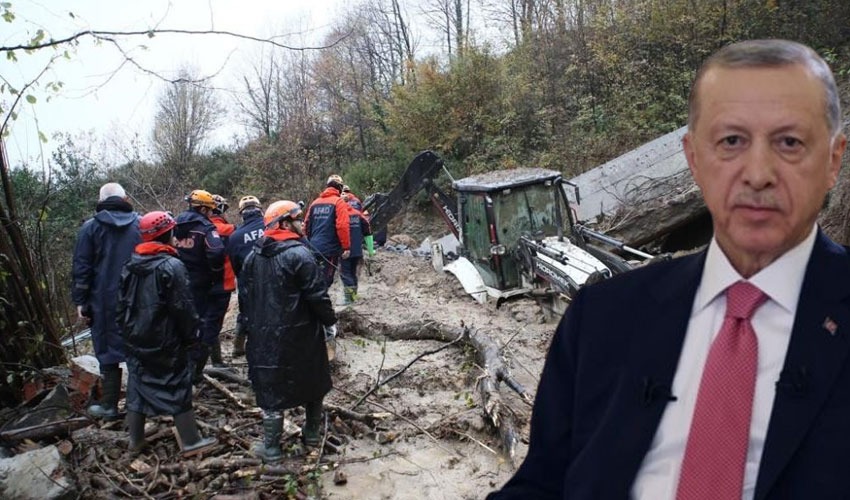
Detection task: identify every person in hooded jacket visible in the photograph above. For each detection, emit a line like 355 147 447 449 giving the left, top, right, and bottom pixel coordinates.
340 185 375 304
225 195 265 358
117 211 217 456
174 189 226 381
304 175 351 357
206 195 236 368
304 174 351 288
239 200 337 463
72 182 141 420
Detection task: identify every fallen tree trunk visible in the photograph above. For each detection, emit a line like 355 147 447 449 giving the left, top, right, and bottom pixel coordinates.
337 310 529 465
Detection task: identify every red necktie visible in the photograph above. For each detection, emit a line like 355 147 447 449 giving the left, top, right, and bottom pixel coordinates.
676 281 767 500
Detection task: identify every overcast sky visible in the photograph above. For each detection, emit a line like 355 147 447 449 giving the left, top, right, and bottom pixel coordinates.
3 0 350 168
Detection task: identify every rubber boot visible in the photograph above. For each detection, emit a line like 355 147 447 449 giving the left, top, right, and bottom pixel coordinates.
252 416 284 463
174 410 217 457
343 287 356 305
191 345 210 384
209 341 227 369
88 366 122 421
126 411 146 452
302 401 323 447
232 323 246 358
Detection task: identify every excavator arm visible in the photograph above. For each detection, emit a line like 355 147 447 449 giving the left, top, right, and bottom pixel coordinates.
362 150 459 239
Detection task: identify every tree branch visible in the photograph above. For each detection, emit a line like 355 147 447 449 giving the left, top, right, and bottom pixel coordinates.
0 28 352 54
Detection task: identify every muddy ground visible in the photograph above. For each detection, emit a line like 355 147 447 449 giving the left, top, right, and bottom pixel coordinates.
317 244 551 499
302 209 553 499
12 211 556 499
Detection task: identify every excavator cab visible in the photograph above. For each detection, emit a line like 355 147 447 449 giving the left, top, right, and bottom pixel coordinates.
453 168 568 291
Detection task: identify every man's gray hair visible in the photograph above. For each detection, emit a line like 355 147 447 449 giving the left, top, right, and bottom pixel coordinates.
688 39 842 137
99 182 126 201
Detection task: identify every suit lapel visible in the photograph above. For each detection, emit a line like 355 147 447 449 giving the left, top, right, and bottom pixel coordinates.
603 252 706 484
754 232 850 499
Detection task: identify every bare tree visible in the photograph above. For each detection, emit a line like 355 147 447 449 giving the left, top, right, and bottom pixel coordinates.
151 65 222 170
420 0 470 57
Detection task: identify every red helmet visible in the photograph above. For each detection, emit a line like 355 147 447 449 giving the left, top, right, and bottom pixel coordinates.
139 211 176 242
264 200 303 227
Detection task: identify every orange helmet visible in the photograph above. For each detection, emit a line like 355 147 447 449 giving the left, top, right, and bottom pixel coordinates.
185 189 216 209
139 211 176 242
264 200 303 228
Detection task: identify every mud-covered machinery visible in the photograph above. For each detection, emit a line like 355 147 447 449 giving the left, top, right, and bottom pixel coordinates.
363 151 654 315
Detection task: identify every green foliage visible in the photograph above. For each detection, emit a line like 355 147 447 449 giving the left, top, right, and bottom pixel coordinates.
343 149 413 196
197 147 240 197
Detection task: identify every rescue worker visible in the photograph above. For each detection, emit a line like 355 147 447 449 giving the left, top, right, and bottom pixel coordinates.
225 195 265 357
340 185 375 304
207 194 236 368
239 200 337 462
304 175 351 358
173 189 226 381
117 211 217 456
304 174 351 288
72 182 141 420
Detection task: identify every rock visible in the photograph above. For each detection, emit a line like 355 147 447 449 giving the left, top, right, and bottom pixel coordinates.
0 446 75 500
388 233 417 248
333 470 348 485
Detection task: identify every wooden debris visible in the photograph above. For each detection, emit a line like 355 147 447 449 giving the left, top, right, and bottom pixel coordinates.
0 416 90 442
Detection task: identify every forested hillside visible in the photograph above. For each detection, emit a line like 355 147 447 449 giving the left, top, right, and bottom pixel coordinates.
2 0 850 403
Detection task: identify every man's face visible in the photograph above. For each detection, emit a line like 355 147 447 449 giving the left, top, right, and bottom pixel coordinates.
684 64 846 274
290 218 304 237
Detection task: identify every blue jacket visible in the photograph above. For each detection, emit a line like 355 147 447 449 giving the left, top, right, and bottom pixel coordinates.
344 195 371 259
72 197 140 365
226 209 265 277
304 187 350 257
174 209 225 290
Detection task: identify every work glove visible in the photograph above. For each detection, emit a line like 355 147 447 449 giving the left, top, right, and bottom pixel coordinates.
364 235 375 257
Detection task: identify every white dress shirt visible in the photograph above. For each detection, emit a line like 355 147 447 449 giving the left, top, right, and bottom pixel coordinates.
631 226 817 500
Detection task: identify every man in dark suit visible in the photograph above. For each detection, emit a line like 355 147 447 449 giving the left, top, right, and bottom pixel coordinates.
488 39 849 499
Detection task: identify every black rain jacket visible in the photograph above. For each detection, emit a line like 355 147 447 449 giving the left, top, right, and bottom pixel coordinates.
117 244 198 416
239 230 336 411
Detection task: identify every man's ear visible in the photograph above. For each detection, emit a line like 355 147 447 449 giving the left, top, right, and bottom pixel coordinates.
683 132 701 187
828 132 847 187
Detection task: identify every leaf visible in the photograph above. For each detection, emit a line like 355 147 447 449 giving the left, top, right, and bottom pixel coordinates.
69 11 75 19
26 94 36 104
147 30 155 38
5 50 17 62
2 11 13 23
38 131 48 143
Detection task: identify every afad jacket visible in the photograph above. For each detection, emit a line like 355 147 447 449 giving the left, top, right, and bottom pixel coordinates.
173 209 225 290
209 214 236 292
304 187 351 257
343 193 372 259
